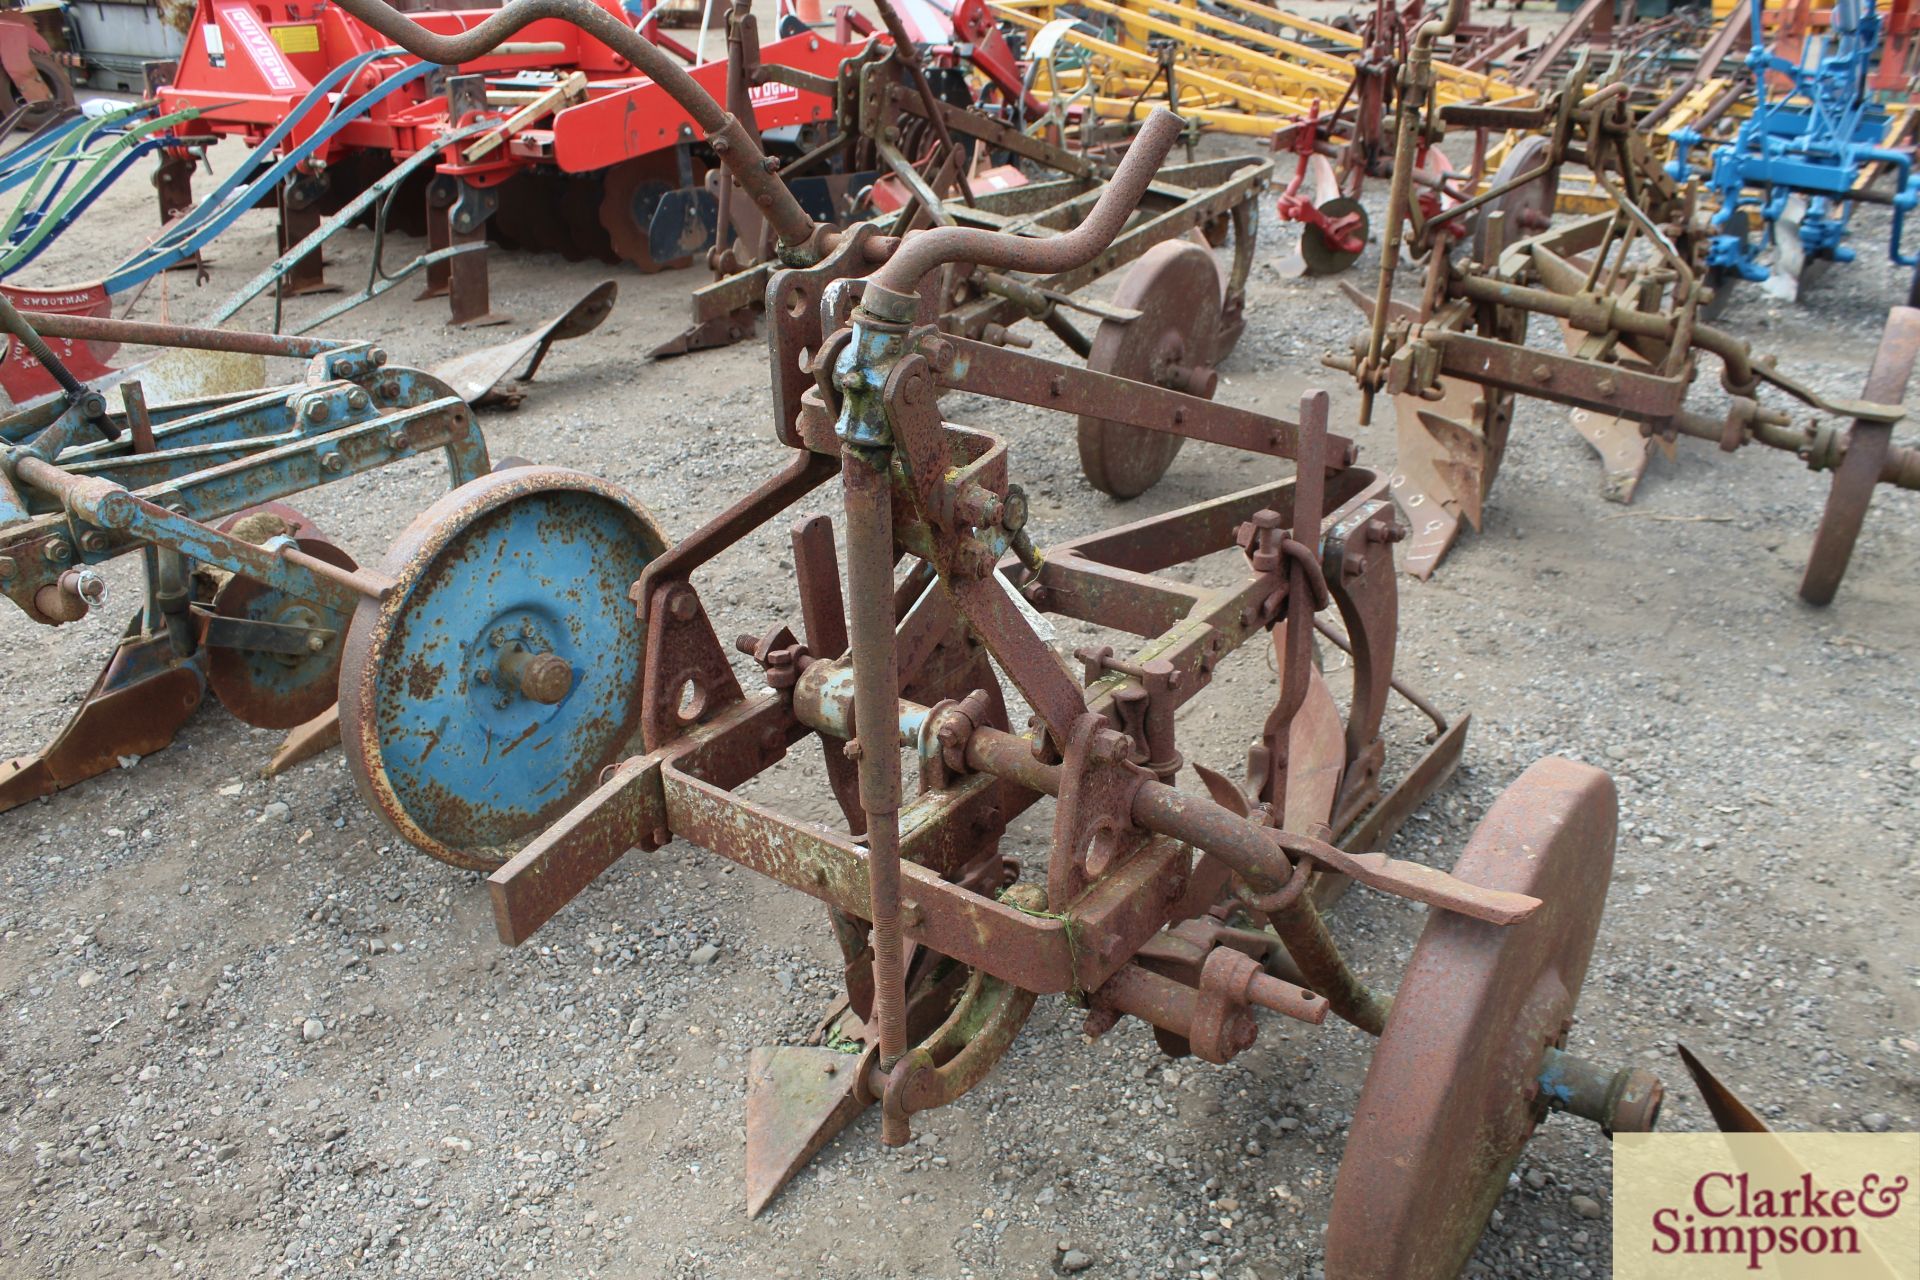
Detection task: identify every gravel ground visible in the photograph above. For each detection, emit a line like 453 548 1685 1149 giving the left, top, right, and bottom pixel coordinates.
0 58 1916 1280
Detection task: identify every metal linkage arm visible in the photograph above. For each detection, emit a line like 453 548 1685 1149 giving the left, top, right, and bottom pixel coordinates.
861 109 1188 318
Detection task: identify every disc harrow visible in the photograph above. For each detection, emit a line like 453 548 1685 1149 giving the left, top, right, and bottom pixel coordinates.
315 5 1665 1272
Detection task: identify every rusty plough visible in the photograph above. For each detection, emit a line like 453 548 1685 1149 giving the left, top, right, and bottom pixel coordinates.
307 2 1666 1272
1330 8 1920 602
0 299 498 810
650 0 1270 419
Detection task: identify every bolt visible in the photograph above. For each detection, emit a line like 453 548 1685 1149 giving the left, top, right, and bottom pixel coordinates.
668 588 699 622
520 618 535 638
1092 729 1129 765
43 539 71 564
0 555 14 579
843 740 864 761
1531 364 1553 383
1001 484 1029 533
1596 377 1617 397
79 530 109 554
370 348 388 367
348 389 370 411
305 400 330 424
306 634 326 653
651 826 671 847
497 642 573 704
899 900 923 927
378 380 401 400
475 668 492 685
387 427 410 450
320 452 346 474
712 136 731 154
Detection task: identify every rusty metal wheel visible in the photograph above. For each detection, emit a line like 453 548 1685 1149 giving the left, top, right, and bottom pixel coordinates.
1324 756 1616 1280
1076 240 1224 499
1800 306 1920 604
339 467 668 870
205 536 357 730
1472 135 1559 263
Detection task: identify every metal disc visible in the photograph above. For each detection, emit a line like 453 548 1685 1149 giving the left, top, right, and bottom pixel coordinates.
539 172 582 260
599 156 693 273
1801 307 1920 603
564 175 620 265
1076 240 1223 499
1325 756 1617 1280
489 174 542 253
206 537 357 730
1472 134 1559 263
339 466 668 870
1299 197 1369 276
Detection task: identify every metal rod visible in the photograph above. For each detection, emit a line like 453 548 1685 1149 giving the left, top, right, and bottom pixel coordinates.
16 310 345 359
863 108 1185 310
841 447 910 1135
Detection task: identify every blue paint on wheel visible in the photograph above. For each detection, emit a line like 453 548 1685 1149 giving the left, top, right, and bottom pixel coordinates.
342 467 667 869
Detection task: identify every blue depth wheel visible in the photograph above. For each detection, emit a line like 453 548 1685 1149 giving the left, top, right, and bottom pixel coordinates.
339 467 667 869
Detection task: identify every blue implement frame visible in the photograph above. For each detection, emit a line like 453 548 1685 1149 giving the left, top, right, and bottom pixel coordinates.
1668 0 1920 288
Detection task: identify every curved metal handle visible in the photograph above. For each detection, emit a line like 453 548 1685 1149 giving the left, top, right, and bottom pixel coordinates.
1419 0 1469 43
863 109 1187 314
330 0 822 256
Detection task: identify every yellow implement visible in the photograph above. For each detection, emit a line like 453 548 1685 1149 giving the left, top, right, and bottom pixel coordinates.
994 0 1532 141
990 5 1320 131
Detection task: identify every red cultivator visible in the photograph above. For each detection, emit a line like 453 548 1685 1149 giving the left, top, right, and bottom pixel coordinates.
153 0 865 323
305 2 1667 1271
146 0 1259 368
